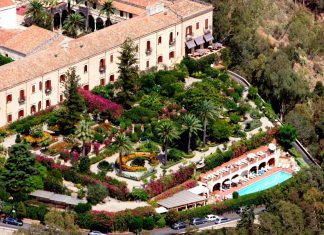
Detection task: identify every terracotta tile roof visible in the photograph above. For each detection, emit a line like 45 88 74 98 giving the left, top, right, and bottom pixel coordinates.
167 0 212 19
0 29 21 45
0 0 14 8
0 10 180 91
115 0 159 8
112 1 145 15
1 26 62 55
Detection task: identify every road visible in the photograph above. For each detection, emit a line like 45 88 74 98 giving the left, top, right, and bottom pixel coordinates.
0 221 31 235
151 207 265 235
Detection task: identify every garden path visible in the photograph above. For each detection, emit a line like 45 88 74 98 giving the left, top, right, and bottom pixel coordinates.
92 196 149 212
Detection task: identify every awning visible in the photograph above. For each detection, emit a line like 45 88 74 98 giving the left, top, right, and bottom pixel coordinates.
185 40 196 49
203 32 214 42
194 36 205 46
155 207 168 214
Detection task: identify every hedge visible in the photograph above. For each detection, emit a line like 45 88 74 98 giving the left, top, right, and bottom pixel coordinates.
90 145 118 164
179 190 267 220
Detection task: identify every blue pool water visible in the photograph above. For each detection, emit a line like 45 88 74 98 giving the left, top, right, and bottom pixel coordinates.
237 171 292 196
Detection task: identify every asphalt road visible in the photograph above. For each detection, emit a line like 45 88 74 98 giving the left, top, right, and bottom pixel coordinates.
0 220 30 230
151 207 265 235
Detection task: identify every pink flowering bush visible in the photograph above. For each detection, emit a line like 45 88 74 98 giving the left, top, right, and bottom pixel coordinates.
93 142 101 155
78 88 123 117
70 151 80 161
145 164 196 198
152 179 197 201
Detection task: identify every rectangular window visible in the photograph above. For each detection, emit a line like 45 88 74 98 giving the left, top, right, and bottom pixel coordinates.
6 94 12 103
18 110 24 119
7 114 12 123
39 81 42 91
60 75 65 83
60 95 63 102
146 61 149 68
158 36 162 44
100 79 105 86
196 22 199 30
110 55 113 63
120 11 124 17
186 26 192 36
129 13 133 18
32 85 35 93
205 19 208 29
146 41 151 50
19 90 25 100
45 80 51 91
46 100 51 108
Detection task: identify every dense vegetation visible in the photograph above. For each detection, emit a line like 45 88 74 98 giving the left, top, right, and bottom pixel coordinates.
208 0 324 164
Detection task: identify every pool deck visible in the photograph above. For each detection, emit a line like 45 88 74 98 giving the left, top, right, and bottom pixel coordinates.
210 167 293 201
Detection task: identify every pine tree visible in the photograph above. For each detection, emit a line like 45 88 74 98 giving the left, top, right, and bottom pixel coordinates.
56 67 85 134
115 37 140 108
1 144 38 194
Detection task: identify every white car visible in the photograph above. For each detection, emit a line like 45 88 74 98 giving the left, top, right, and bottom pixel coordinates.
215 217 230 224
205 214 219 222
88 231 106 235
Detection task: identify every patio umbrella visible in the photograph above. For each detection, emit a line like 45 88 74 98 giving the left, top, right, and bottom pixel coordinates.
231 178 240 184
268 143 276 151
223 180 231 185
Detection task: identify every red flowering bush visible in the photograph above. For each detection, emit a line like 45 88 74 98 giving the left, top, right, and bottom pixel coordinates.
79 88 123 117
152 179 197 201
145 164 195 198
70 151 80 161
93 142 101 156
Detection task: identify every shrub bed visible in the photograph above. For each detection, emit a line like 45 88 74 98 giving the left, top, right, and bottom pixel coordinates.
47 141 73 156
116 152 159 172
244 119 262 132
145 164 195 198
90 145 118 164
151 179 197 201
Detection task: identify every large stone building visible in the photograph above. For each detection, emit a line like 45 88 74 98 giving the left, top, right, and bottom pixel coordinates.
0 0 214 127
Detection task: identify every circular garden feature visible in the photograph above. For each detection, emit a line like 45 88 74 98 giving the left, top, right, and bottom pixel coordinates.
117 152 159 171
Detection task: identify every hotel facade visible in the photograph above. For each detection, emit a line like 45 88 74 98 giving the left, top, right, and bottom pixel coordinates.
0 0 214 127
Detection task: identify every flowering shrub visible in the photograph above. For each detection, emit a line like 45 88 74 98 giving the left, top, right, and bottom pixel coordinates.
59 149 70 162
116 152 159 172
48 141 72 156
152 179 197 201
93 142 101 156
79 88 123 117
24 131 51 145
36 155 129 200
70 151 80 161
145 164 196 198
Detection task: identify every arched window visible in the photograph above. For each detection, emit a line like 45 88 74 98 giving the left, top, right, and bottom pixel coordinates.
7 114 12 123
109 75 115 82
158 36 162 44
18 110 24 119
60 74 65 83
99 59 106 72
30 105 36 114
38 101 42 111
100 78 105 86
186 26 192 36
45 80 52 93
46 100 51 108
84 85 89 90
158 56 163 64
169 32 173 44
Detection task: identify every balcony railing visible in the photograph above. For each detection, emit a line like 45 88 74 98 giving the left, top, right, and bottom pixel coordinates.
45 87 52 94
99 67 106 73
169 39 176 46
145 48 152 55
18 97 25 104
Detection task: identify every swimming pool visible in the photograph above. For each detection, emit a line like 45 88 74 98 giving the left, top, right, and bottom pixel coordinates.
237 171 292 196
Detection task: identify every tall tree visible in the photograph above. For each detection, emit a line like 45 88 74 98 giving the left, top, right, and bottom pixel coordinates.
115 134 133 173
156 120 179 164
237 206 255 232
198 100 219 147
277 124 297 149
181 114 202 153
63 13 85 38
56 67 86 134
75 120 93 156
1 144 39 194
115 37 140 108
99 0 115 26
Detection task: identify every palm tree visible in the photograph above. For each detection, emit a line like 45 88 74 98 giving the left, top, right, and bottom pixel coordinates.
99 0 115 26
156 120 179 164
25 0 46 26
181 114 202 153
115 134 133 173
75 120 93 156
198 100 219 147
63 13 85 38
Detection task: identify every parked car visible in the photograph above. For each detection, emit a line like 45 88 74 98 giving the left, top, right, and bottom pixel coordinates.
88 231 106 235
190 217 206 225
205 214 219 222
2 217 23 226
215 217 230 224
171 222 187 230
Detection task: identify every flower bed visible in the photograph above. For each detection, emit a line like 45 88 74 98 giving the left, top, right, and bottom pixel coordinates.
116 152 159 172
47 141 73 156
24 131 51 146
151 179 197 201
36 155 129 200
145 164 196 198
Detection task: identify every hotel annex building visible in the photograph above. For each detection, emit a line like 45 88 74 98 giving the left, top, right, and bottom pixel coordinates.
0 0 213 127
